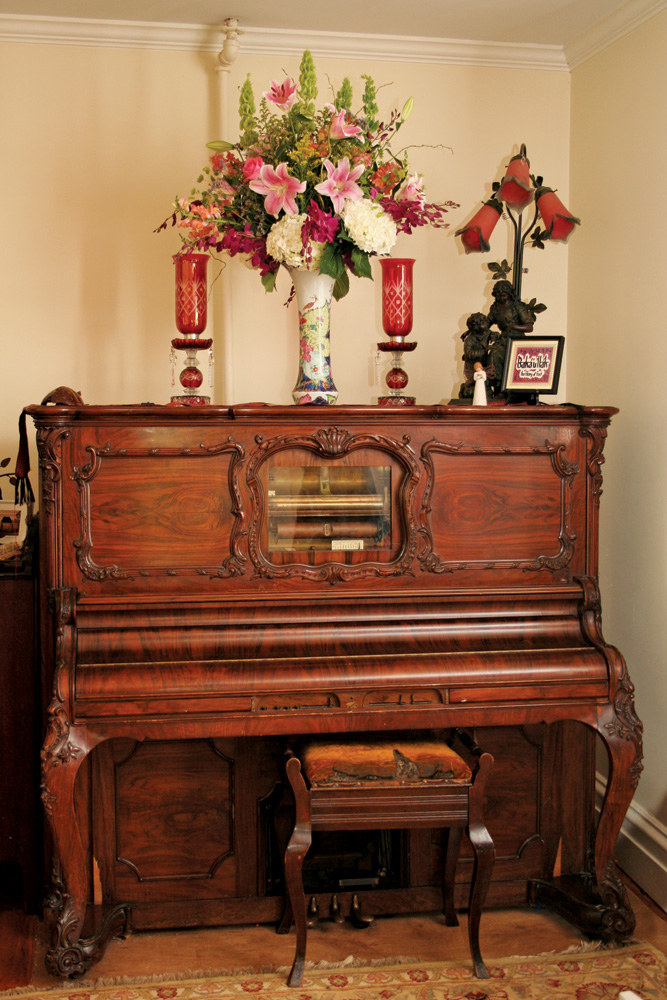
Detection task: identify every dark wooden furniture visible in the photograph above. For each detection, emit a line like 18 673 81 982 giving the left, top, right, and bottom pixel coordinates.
278 734 495 984
26 393 643 978
0 521 41 912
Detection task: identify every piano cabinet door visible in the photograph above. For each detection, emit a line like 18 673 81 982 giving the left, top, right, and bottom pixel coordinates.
91 737 283 923
87 724 595 923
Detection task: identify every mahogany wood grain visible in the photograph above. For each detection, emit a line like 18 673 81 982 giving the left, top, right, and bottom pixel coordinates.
26 398 642 977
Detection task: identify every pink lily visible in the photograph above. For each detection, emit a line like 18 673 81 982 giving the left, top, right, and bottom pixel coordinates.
396 172 426 206
315 157 365 214
329 108 363 140
263 77 297 111
249 162 306 217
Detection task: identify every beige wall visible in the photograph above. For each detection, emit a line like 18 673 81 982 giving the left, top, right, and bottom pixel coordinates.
0 41 570 467
1 14 665 903
569 11 667 837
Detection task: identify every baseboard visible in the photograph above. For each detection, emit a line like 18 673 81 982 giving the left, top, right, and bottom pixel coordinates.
596 773 667 913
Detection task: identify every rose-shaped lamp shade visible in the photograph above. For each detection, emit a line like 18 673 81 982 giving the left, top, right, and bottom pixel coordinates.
536 188 581 243
456 198 503 253
174 253 209 334
380 258 414 339
497 153 534 212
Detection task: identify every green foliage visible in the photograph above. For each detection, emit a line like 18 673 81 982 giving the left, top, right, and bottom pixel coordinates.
333 270 350 301
319 241 345 280
261 270 278 293
239 75 257 145
335 77 353 111
362 75 379 128
298 50 318 115
350 247 372 280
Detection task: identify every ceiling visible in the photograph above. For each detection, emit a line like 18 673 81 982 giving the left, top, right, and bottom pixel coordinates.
0 0 639 48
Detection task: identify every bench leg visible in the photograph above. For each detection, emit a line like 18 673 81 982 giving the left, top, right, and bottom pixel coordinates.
283 756 312 988
467 752 496 979
442 826 462 927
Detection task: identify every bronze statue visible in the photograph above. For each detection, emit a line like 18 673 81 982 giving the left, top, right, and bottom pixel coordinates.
459 312 492 400
485 280 535 397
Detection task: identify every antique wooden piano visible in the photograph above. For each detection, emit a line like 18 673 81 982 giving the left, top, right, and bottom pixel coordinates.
27 390 642 977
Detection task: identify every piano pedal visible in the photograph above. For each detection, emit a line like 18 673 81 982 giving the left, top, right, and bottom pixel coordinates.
330 893 345 924
307 895 319 928
349 893 374 929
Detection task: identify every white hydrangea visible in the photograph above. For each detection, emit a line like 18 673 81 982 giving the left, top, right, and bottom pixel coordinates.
266 214 325 270
341 198 397 255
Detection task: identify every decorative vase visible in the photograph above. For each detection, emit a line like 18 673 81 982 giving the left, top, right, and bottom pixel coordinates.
170 253 213 406
289 267 338 405
377 257 417 406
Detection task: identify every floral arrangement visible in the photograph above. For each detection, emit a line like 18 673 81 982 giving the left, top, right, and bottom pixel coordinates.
161 51 457 300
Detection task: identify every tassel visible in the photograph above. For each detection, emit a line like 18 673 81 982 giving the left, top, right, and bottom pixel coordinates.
14 409 35 506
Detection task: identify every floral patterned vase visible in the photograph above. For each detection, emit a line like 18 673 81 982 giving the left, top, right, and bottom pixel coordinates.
289 267 339 405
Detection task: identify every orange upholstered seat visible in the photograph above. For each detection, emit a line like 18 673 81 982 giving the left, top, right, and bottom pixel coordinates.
300 739 472 786
276 731 495 987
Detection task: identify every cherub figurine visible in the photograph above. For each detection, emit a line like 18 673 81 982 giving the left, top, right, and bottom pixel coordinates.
458 312 493 400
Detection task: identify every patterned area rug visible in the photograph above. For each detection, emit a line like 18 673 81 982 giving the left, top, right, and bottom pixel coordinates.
3 942 666 999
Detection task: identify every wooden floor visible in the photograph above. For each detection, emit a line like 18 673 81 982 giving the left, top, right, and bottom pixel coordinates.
3 878 667 992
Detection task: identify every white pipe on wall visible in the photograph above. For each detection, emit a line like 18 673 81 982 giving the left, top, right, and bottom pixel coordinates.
215 17 242 404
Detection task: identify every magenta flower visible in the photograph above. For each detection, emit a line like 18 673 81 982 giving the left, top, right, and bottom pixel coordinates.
304 200 340 244
315 157 365 214
263 77 297 111
249 162 307 217
329 108 362 140
242 156 263 182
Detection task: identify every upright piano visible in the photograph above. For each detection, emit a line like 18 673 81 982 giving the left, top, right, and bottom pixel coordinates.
27 391 642 977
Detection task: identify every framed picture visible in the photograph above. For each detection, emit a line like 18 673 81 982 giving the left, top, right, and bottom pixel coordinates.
501 335 564 395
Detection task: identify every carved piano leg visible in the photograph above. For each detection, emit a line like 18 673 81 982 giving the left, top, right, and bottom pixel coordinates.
529 701 643 943
42 727 129 977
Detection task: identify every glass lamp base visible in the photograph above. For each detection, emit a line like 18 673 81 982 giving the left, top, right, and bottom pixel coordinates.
377 395 417 406
169 394 211 406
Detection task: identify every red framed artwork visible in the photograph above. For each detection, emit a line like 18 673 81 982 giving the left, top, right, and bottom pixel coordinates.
501 335 564 396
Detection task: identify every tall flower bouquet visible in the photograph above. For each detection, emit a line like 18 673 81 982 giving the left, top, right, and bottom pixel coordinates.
162 51 457 301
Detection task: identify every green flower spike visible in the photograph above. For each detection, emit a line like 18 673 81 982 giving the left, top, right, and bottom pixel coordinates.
239 74 257 145
362 75 379 128
299 50 318 114
335 77 353 111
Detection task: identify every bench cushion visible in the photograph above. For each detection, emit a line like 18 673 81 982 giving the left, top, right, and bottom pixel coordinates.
300 740 471 786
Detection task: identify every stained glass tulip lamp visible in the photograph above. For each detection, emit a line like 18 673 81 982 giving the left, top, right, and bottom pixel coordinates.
170 253 214 405
377 258 417 406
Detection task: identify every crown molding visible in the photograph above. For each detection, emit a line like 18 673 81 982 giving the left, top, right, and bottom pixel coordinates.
240 27 568 71
0 13 567 70
564 0 667 68
2 3 665 70
0 13 218 50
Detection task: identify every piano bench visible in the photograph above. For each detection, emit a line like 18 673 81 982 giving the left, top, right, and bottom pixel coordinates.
276 732 495 986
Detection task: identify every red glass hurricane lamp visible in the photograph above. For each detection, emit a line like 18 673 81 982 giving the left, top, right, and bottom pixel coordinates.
377 258 417 406
170 253 214 406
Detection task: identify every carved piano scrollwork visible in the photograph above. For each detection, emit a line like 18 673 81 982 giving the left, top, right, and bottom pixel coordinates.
418 437 579 576
70 440 246 581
